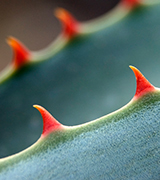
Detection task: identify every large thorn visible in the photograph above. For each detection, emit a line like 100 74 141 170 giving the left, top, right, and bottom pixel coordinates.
7 36 30 69
33 105 63 137
130 66 155 99
122 0 140 8
54 8 80 38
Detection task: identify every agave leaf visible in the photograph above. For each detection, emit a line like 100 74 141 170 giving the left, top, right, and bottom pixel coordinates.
0 0 159 162
0 66 160 179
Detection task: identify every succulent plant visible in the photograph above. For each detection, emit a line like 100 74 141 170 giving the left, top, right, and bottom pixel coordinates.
0 0 160 179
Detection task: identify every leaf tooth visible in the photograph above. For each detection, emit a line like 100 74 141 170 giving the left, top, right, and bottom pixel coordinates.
7 36 30 69
130 66 155 100
122 0 140 8
54 8 80 38
33 105 63 137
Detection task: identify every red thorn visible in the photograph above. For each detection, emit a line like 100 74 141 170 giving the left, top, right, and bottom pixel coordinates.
130 66 155 99
33 105 63 137
55 8 80 38
122 0 140 8
7 37 30 69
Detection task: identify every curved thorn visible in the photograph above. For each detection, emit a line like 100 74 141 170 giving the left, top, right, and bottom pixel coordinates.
54 8 80 38
130 66 155 99
7 36 30 69
33 105 63 137
122 0 141 8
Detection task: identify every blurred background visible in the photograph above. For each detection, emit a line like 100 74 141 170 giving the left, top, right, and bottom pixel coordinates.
1 0 160 159
0 0 122 158
0 0 119 71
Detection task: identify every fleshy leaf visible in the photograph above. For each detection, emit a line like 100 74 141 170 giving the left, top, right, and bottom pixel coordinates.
1 79 160 179
0 1 160 179
0 0 160 161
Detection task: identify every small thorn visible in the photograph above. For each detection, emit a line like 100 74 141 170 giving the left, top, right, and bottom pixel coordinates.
7 36 30 69
122 0 140 8
33 105 63 137
54 8 80 38
130 66 155 99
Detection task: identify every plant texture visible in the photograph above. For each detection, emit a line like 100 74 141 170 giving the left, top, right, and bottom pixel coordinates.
0 0 160 179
